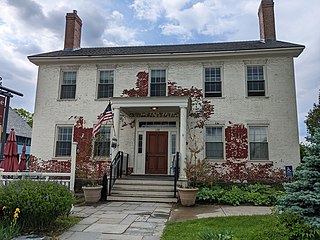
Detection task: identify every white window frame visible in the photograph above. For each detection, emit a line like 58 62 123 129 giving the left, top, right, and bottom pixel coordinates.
205 126 224 160
246 65 267 97
248 126 269 160
54 125 73 157
60 71 77 99
97 69 114 99
204 67 223 97
93 125 112 159
149 69 167 97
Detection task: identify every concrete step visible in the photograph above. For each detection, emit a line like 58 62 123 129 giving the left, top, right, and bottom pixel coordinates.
111 190 174 197
112 184 174 192
115 179 174 186
107 195 178 203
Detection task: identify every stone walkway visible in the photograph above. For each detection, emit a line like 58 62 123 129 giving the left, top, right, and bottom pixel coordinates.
59 202 172 240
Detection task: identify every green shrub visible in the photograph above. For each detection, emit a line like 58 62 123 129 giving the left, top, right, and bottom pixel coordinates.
197 187 224 203
0 180 75 230
197 183 284 206
277 210 320 240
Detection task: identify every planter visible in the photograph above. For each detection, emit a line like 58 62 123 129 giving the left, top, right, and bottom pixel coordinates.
177 187 199 206
82 185 103 203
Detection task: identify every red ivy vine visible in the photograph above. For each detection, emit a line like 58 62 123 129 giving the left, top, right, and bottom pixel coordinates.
122 71 148 97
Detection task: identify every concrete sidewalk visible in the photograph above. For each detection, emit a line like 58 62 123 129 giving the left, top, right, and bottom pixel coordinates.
59 202 172 240
59 202 272 240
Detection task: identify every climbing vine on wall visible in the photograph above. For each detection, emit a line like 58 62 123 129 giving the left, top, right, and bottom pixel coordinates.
122 71 149 97
225 124 248 160
167 81 214 128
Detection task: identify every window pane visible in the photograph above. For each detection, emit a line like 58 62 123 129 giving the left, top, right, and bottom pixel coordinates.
151 70 166 96
61 72 76 99
138 134 143 153
100 71 114 84
206 127 223 158
247 66 265 96
205 68 222 97
56 127 72 157
98 84 113 98
94 126 111 157
171 134 176 154
249 127 268 160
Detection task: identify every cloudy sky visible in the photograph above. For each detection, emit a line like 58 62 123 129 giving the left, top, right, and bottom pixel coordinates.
0 0 319 141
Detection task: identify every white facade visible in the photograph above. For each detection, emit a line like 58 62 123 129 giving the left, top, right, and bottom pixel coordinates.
30 53 302 174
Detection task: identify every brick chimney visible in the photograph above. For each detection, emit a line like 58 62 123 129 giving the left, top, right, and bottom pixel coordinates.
64 10 82 50
258 0 276 42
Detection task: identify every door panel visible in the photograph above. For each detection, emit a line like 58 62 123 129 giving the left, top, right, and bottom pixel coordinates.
146 132 168 174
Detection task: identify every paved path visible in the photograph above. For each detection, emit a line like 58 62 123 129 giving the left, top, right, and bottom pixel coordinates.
59 202 172 240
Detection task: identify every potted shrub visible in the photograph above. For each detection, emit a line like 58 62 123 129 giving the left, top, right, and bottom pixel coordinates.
73 123 104 203
177 131 212 206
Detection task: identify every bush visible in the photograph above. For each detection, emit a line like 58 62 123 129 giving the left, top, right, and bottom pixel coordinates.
0 180 75 230
197 183 283 206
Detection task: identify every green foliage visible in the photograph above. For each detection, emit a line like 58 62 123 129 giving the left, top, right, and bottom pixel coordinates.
0 207 21 239
278 128 320 228
0 180 75 230
198 230 236 240
14 108 34 128
276 211 320 240
197 184 283 206
305 103 320 136
300 142 308 161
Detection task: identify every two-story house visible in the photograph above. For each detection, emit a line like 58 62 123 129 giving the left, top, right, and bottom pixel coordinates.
28 0 304 184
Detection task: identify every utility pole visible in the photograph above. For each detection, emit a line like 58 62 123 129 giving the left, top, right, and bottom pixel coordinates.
0 77 23 160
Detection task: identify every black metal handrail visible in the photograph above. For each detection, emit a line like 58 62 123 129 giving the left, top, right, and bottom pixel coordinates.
173 152 180 198
108 151 123 195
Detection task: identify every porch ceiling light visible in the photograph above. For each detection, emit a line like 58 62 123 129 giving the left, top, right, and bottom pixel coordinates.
151 107 158 111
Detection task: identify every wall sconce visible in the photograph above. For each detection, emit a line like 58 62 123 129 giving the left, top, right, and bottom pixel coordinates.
151 107 158 111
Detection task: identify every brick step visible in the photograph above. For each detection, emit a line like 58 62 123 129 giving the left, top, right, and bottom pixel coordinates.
115 179 174 186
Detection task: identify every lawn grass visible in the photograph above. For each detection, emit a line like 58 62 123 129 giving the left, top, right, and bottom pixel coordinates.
161 214 279 240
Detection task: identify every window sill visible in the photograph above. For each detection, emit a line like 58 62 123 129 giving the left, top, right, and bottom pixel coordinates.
204 96 226 99
248 160 272 164
52 157 71 160
57 98 77 101
245 96 270 99
207 158 225 162
95 98 112 101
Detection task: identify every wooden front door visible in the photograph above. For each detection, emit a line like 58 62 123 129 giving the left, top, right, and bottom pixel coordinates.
146 132 168 174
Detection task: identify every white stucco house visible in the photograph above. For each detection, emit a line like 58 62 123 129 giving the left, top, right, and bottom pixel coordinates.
28 0 304 184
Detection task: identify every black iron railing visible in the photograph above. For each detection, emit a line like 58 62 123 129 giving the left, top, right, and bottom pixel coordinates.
108 151 129 196
173 152 180 198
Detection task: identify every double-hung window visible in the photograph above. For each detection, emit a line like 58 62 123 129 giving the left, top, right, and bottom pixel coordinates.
249 126 269 160
205 67 222 97
206 127 224 159
247 65 265 96
55 126 72 157
93 126 111 157
60 71 77 99
150 69 166 96
98 70 114 99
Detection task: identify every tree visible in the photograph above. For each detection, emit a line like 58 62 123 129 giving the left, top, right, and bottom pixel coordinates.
278 128 320 228
14 108 33 128
305 103 320 136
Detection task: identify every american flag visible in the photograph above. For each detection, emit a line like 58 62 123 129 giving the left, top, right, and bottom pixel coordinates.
92 102 113 138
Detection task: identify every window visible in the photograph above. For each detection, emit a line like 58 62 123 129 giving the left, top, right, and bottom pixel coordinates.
98 70 114 99
93 126 111 157
171 134 176 155
249 127 268 160
138 134 143 153
60 71 77 99
206 127 224 159
150 69 166 96
205 67 222 97
247 65 265 96
55 126 72 157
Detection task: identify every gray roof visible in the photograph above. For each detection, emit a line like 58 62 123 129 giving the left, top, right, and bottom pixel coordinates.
29 40 304 58
7 107 32 138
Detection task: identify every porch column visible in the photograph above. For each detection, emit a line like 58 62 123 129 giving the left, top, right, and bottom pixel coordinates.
112 107 120 160
179 107 187 181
